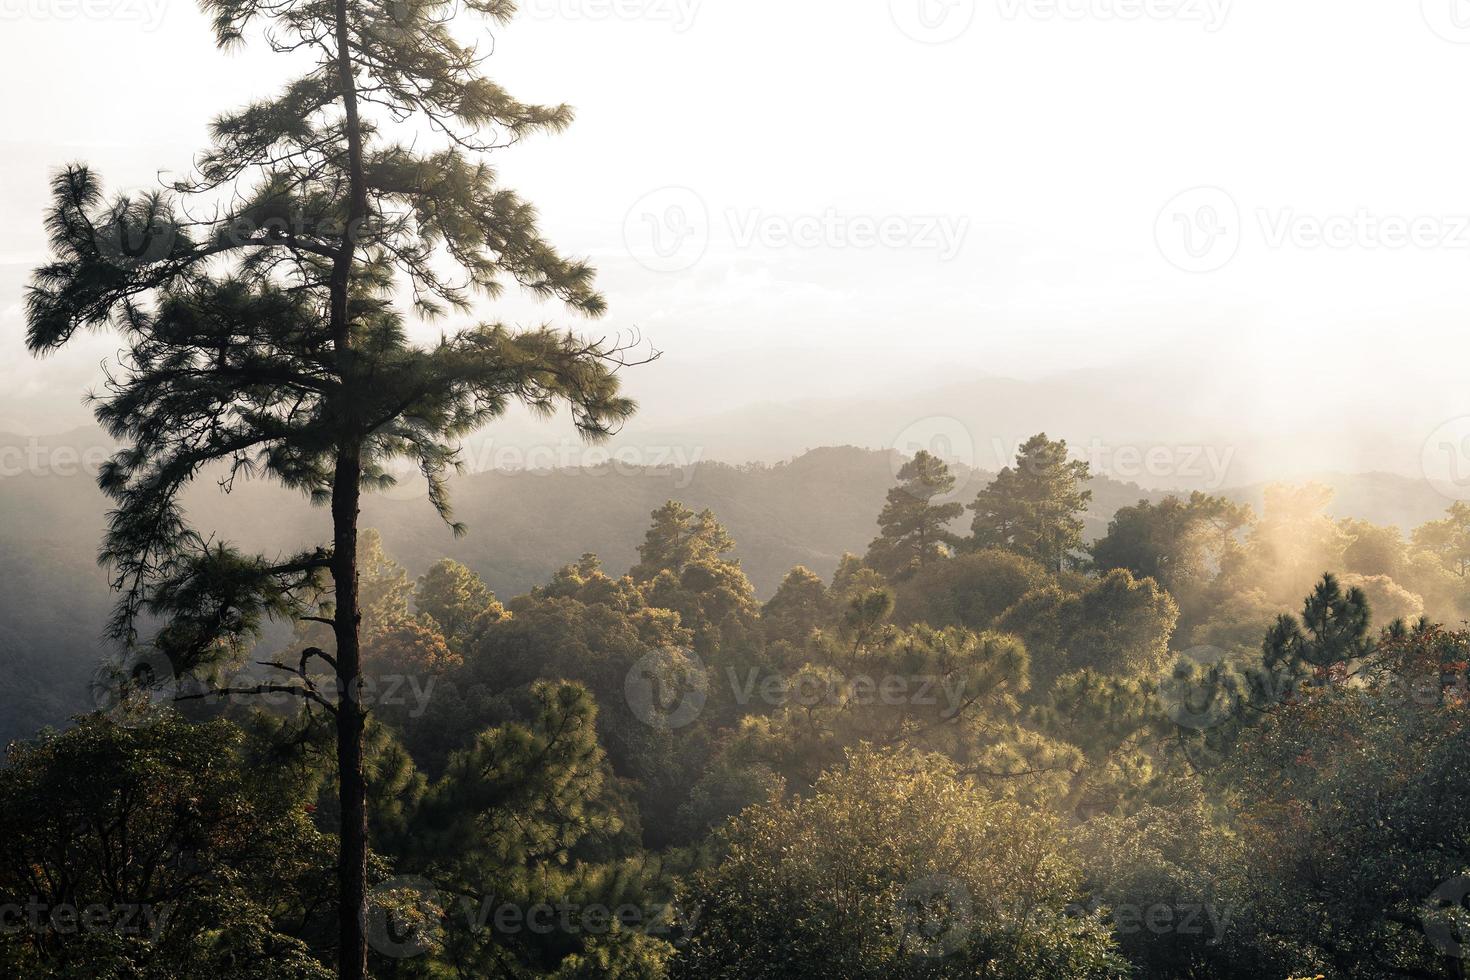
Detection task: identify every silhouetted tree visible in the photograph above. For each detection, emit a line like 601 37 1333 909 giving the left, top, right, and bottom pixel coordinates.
24 2 645 974
1263 572 1374 675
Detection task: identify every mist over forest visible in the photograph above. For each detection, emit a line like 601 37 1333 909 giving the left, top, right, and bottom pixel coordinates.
7 1 1470 979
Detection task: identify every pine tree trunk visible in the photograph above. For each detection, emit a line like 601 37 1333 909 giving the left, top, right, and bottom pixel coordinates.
329 0 371 973
331 443 368 980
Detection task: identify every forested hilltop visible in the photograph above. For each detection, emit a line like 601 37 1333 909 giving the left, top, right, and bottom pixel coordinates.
8 432 1470 977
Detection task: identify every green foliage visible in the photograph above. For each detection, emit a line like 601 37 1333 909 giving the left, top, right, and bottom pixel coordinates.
1413 501 1470 579
997 569 1179 691
761 565 835 647
1092 492 1250 593
632 502 737 582
1212 626 1470 979
1074 788 1246 979
893 547 1048 630
0 714 337 979
359 529 415 636
462 585 693 806
969 433 1092 573
392 682 679 976
675 747 1127 979
415 557 501 647
864 450 964 578
1340 518 1407 579
1263 572 1374 673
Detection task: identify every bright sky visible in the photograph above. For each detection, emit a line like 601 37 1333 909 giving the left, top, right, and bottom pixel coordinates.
3 0 1470 485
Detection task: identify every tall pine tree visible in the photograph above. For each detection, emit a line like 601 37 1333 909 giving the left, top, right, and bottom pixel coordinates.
969 433 1091 574
864 450 963 578
25 3 646 975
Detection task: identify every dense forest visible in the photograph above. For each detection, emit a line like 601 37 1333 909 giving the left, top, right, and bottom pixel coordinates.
8 440 1470 977
5 0 1470 978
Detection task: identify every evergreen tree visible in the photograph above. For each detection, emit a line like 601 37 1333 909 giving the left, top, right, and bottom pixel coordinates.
1263 572 1374 675
24 3 643 975
415 558 499 647
630 501 736 581
762 566 833 647
403 682 675 974
829 552 889 602
864 450 964 578
1339 518 1407 579
969 434 1091 573
892 548 1047 631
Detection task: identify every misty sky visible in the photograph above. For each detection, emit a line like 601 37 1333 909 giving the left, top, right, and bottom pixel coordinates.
3 0 1470 488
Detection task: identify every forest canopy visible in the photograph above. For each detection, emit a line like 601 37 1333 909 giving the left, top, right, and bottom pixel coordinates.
4 1 1470 978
